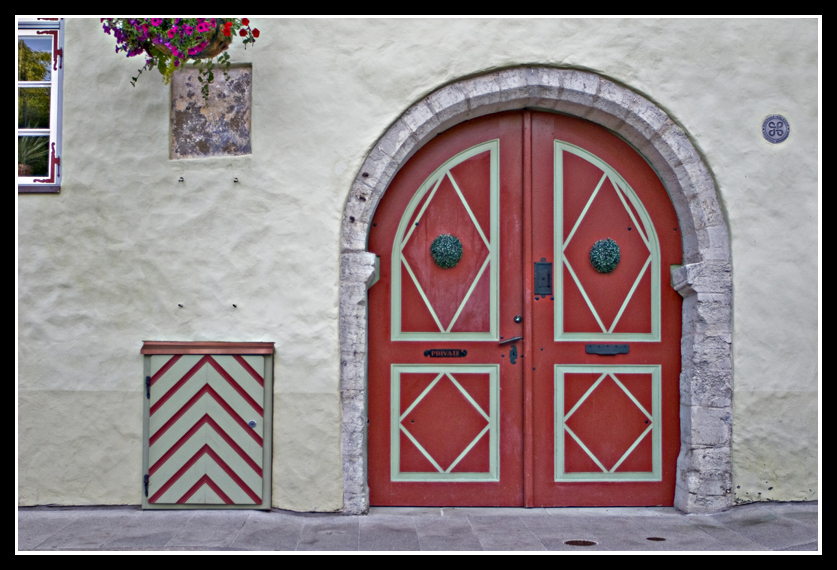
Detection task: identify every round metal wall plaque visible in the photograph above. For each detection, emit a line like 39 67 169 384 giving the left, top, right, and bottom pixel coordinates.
762 114 790 144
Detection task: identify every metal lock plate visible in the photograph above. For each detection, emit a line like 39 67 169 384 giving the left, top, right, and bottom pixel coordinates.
534 258 552 296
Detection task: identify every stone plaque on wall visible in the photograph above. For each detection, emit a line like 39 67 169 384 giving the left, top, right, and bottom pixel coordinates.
170 66 252 159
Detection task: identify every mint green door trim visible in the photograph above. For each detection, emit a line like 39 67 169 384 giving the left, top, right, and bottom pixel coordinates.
390 364 500 482
554 364 661 482
391 140 500 341
554 141 661 342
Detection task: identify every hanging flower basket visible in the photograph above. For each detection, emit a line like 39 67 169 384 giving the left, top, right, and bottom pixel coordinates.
102 18 260 101
145 21 234 60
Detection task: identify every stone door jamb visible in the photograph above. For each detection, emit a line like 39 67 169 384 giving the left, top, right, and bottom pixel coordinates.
339 68 732 515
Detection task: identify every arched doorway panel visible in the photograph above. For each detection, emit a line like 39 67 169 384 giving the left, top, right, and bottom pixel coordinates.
340 68 732 514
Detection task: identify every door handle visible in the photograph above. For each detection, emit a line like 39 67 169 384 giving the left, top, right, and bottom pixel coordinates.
499 336 523 345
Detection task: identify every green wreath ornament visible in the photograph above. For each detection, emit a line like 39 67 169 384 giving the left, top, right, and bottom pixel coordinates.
589 238 620 273
430 234 463 269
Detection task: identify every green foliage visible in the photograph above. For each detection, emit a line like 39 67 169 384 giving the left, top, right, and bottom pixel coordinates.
589 238 621 273
18 136 49 175
18 39 51 81
18 40 52 131
18 87 50 129
430 234 464 269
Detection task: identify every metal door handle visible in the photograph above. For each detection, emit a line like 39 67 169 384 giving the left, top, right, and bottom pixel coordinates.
499 336 523 345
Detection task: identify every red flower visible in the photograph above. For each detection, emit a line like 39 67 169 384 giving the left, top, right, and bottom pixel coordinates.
242 18 249 26
252 28 260 38
223 28 231 36
240 29 247 36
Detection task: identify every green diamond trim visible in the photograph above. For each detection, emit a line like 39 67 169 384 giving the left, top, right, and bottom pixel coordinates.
430 234 463 269
589 238 620 273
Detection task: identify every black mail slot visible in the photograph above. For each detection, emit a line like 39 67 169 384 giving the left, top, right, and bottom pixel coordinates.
586 344 629 355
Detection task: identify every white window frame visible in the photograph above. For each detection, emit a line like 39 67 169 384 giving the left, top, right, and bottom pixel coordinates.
17 18 63 193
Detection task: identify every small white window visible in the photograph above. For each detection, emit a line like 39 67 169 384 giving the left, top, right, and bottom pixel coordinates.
17 18 63 193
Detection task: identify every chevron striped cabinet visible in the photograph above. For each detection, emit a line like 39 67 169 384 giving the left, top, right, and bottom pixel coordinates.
141 342 274 509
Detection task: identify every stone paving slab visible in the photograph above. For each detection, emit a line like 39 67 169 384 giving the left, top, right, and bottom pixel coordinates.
33 509 142 550
628 513 759 551
229 510 304 551
296 515 359 551
166 510 251 548
103 510 197 549
467 515 546 551
760 501 819 528
414 515 484 551
359 515 420 551
707 503 818 551
528 513 652 551
17 509 85 550
779 541 819 551
17 501 818 552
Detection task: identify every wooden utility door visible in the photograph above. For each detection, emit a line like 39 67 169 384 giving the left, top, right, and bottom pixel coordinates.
141 342 274 509
368 111 681 507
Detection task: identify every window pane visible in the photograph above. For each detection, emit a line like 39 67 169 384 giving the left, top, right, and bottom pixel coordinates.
18 135 50 177
18 87 51 129
18 37 52 81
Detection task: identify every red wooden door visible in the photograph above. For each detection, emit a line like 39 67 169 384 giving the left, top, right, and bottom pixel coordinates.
529 113 682 506
368 111 681 507
368 112 525 506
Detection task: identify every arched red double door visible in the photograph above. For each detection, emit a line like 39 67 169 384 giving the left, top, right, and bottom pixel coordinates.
367 111 682 506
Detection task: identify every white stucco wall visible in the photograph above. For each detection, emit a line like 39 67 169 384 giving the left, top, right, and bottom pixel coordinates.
18 18 818 508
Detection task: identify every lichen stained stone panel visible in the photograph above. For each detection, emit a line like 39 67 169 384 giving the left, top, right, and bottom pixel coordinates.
170 66 252 159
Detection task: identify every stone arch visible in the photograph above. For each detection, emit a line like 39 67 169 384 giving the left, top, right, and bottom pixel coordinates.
339 68 732 514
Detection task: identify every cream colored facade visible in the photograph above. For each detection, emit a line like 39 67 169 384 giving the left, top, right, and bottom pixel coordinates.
18 18 818 510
